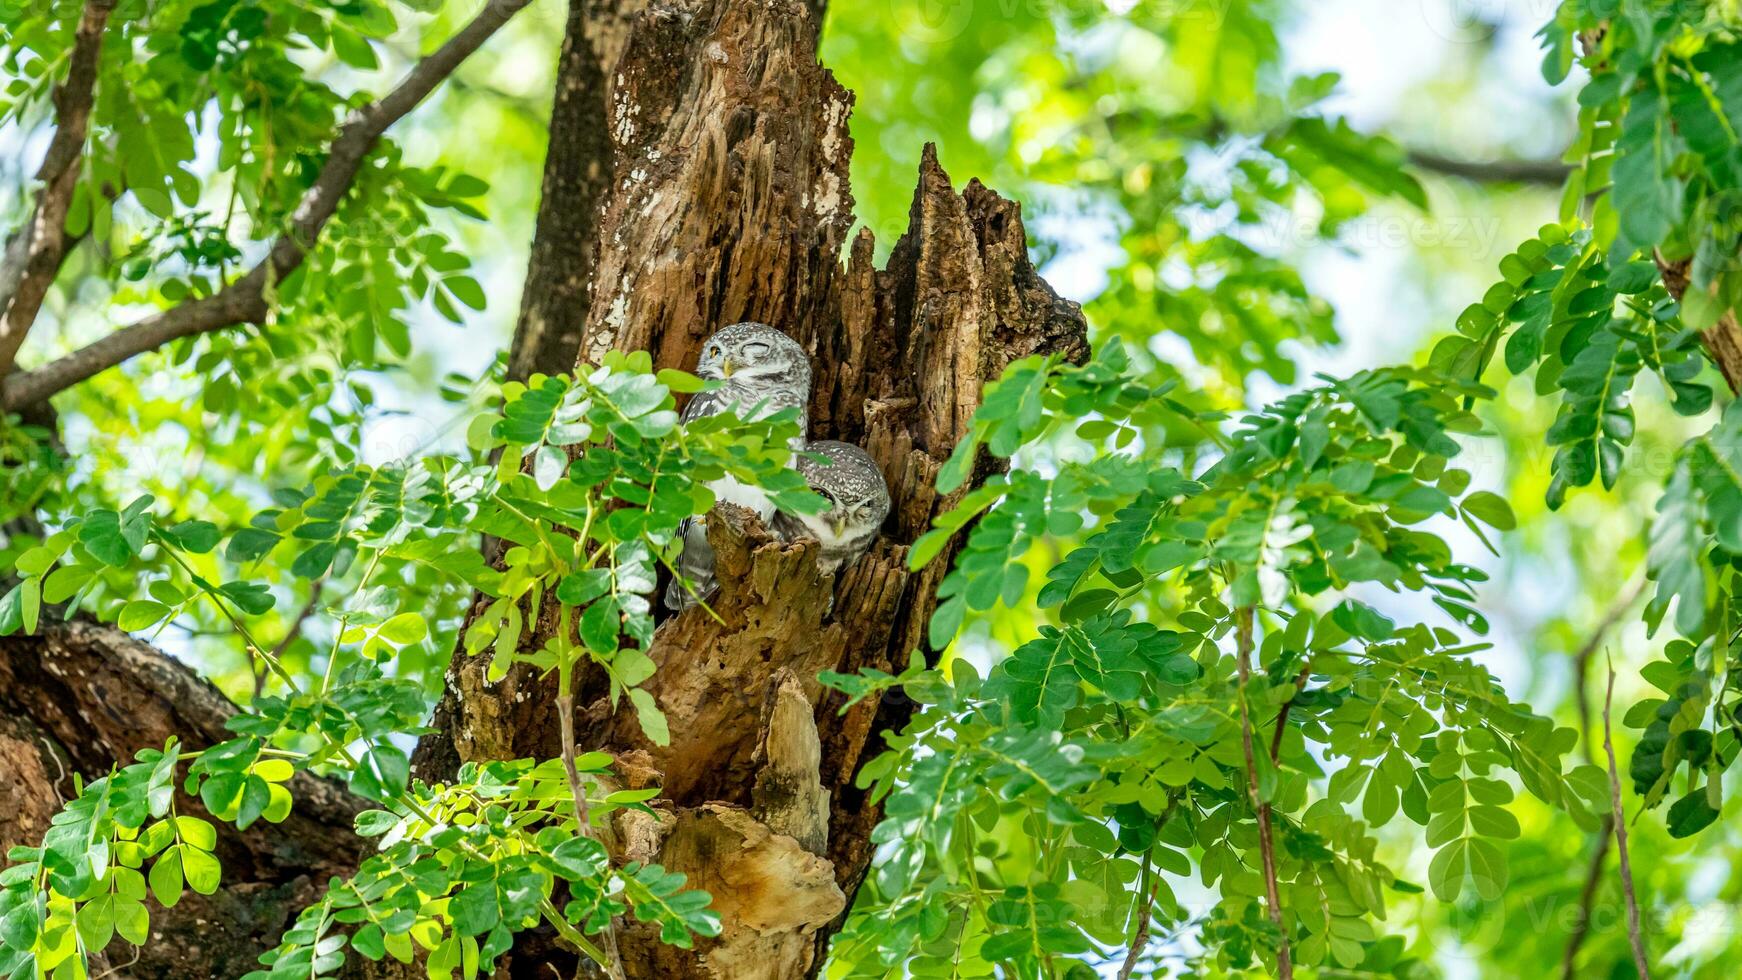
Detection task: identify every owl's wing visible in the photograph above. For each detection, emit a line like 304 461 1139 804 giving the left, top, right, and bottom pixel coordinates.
680 387 732 422
664 515 716 611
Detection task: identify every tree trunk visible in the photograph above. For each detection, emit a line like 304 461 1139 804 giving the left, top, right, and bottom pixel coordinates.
504 0 645 381
417 1 1086 977
0 1 1086 978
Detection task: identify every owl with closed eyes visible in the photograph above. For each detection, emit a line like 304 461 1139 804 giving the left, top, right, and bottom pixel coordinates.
664 322 812 611
772 441 891 574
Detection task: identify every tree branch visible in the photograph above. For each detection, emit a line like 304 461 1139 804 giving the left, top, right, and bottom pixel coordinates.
1559 816 1613 980
1235 606 1292 979
1117 794 1182 980
0 0 532 410
1407 150 1572 188
1572 577 1646 767
1656 254 1742 395
1602 657 1652 979
1268 659 1312 764
503 0 630 382
1561 577 1643 975
0 0 116 380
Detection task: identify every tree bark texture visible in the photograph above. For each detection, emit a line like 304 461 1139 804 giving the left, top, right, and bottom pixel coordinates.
504 0 646 381
0 0 1087 977
418 1 1086 977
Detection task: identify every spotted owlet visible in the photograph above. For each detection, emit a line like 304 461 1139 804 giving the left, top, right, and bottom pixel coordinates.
664 322 812 611
772 441 892 574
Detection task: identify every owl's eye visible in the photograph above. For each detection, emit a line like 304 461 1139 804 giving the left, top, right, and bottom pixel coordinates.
742 342 772 359
817 488 836 504
706 344 721 358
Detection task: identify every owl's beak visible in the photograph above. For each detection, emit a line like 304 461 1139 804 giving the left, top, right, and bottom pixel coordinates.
720 357 738 377
830 515 847 537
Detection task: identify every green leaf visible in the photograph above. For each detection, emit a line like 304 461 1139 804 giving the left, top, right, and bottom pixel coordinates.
354 810 399 837
557 569 611 607
378 612 428 645
579 597 620 654
161 520 221 553
1461 491 1516 531
80 510 137 566
75 893 114 954
19 577 39 635
444 276 487 311
1667 787 1720 838
628 687 669 746
1427 839 1466 902
113 899 148 946
548 836 608 880
175 816 217 850
332 28 379 69
117 600 172 632
149 847 185 908
181 847 221 895
450 879 500 936
236 776 272 830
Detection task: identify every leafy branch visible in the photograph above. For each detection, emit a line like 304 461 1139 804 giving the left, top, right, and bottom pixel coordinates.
0 0 533 410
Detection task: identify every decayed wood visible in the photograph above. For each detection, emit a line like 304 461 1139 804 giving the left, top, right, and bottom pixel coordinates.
417 0 1088 976
0 620 370 979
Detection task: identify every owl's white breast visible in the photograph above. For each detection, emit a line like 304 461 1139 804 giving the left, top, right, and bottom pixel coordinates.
708 474 775 519
787 510 842 547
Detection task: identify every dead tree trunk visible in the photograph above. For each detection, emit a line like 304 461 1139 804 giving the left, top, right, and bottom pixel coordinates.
417 2 1086 977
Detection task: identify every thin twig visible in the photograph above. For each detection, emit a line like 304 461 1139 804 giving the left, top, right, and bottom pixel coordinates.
1406 149 1572 187
257 577 324 699
1235 606 1292 978
1573 577 1647 766
557 657 625 980
0 0 116 377
1559 817 1613 980
1117 794 1183 980
1267 660 1312 764
1117 854 1157 980
1 0 533 409
1560 577 1646 973
1603 655 1651 979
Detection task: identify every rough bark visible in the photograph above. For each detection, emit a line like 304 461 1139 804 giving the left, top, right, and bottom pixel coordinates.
0 620 369 979
416 1 1087 977
504 0 646 381
0 0 114 380
1657 255 1742 395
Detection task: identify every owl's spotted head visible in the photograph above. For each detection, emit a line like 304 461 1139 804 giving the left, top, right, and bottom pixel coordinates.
797 441 891 542
696 322 810 389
